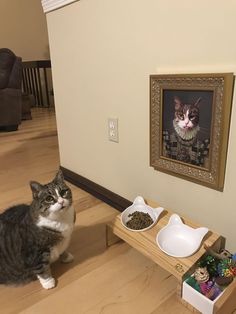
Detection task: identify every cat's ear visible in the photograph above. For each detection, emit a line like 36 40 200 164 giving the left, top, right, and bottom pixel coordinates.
53 169 64 183
174 96 182 110
30 181 43 199
194 97 201 108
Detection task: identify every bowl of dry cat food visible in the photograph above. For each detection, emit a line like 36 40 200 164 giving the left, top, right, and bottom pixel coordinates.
121 196 164 232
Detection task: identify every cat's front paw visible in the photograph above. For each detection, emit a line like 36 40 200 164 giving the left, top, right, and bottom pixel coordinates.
38 276 56 290
60 251 74 263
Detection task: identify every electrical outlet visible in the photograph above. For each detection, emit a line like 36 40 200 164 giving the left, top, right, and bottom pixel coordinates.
108 118 119 142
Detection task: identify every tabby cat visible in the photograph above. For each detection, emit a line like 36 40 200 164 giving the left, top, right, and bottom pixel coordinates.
0 170 75 289
163 96 210 166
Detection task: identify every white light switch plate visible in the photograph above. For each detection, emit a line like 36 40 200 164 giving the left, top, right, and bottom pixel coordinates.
108 118 119 142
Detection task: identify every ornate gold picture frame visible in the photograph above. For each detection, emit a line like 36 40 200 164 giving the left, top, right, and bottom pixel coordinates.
150 73 234 191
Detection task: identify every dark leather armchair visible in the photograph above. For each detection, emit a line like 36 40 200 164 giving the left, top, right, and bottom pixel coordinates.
0 48 22 131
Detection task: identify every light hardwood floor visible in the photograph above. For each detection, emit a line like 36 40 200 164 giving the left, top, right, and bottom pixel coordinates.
0 108 191 314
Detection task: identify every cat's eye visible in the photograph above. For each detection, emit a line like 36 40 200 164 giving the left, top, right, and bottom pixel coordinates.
179 114 184 120
189 115 195 121
45 195 54 203
60 189 68 197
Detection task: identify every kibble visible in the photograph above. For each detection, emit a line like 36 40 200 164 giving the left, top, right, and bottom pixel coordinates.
126 211 154 230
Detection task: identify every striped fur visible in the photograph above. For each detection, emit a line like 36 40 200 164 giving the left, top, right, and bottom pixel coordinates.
0 170 74 289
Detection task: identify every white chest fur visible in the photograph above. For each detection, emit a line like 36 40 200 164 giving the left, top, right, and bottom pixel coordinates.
37 205 75 263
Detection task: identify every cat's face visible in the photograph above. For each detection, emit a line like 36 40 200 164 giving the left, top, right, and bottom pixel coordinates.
174 96 200 131
30 170 72 217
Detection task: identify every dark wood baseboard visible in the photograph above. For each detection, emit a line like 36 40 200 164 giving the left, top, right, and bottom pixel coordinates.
60 166 132 212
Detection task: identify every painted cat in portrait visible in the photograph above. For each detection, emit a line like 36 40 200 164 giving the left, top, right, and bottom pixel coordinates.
0 170 75 289
163 96 210 166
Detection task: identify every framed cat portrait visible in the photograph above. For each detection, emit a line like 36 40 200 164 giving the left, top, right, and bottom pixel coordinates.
150 73 234 191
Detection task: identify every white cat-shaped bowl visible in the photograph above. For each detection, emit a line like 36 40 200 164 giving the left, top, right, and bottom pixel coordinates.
156 214 208 258
121 196 164 232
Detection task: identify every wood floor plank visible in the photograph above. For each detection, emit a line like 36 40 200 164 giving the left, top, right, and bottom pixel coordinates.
85 265 177 314
151 294 193 314
20 249 161 314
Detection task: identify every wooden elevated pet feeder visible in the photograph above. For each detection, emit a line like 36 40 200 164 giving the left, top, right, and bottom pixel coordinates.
106 199 236 314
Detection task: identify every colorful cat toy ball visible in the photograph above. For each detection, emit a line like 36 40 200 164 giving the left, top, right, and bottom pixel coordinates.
217 259 233 277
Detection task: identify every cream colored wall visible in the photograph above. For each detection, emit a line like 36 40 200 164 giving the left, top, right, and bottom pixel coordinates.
0 0 49 60
47 0 236 251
